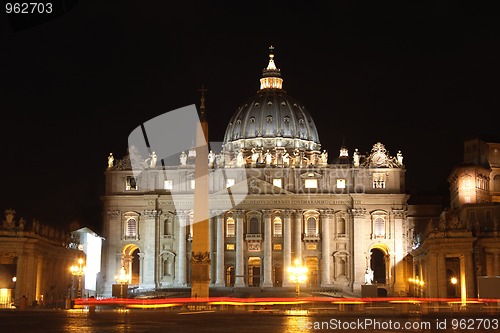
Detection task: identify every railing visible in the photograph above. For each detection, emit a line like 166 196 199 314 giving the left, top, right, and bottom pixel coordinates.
245 234 262 241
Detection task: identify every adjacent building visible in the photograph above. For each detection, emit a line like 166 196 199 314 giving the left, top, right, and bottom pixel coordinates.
411 138 500 298
0 209 82 307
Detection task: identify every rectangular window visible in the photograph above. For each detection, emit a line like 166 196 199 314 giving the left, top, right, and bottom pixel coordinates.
226 218 235 237
164 180 173 190
304 179 318 189
273 218 282 237
226 243 235 250
190 179 196 189
273 178 282 188
372 173 386 189
464 196 470 203
226 178 235 188
306 244 317 250
273 244 282 251
126 176 138 191
374 218 385 237
336 178 346 189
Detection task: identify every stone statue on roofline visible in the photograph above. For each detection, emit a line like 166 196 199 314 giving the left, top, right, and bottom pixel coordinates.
107 153 114 169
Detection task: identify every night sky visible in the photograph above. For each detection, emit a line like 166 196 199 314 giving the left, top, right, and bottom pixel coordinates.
1 1 500 233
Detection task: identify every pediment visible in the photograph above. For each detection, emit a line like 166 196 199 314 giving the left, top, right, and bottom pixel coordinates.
213 176 293 195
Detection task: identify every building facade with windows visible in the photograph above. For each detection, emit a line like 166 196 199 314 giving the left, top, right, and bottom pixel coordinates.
100 50 412 297
0 209 82 308
411 138 500 298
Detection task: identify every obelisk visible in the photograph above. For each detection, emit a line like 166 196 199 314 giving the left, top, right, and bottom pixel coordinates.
190 85 210 299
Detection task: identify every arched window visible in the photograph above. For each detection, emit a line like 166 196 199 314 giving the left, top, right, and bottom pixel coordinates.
306 217 318 236
249 217 260 234
226 217 235 237
273 217 282 237
337 218 346 235
163 217 173 236
126 218 137 238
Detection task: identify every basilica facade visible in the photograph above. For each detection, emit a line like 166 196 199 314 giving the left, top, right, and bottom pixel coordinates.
100 50 412 297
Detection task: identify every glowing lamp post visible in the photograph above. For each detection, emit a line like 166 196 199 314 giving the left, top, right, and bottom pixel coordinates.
113 266 130 298
288 259 308 298
70 258 86 299
115 266 130 284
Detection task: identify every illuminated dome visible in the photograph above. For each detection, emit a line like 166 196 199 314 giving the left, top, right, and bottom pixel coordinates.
223 47 321 158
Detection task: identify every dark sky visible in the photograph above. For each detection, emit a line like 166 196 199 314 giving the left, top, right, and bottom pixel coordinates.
1 1 500 233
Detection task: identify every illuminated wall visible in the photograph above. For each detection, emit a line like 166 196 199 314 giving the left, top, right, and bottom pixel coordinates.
84 232 102 292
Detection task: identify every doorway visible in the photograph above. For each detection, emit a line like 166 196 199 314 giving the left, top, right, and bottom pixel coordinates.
370 248 387 284
248 257 261 287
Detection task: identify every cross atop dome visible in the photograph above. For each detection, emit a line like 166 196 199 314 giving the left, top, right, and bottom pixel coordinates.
260 45 283 90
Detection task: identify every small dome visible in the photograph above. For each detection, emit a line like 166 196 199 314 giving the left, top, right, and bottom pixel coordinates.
223 48 321 155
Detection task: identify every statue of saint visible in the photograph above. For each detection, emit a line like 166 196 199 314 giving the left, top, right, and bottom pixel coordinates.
236 149 245 167
364 268 374 285
208 150 216 167
107 153 114 169
150 151 157 168
282 152 290 166
251 148 259 165
264 149 272 165
18 217 25 231
179 151 187 166
216 154 224 167
353 149 360 167
321 150 328 165
397 150 403 166
293 148 300 166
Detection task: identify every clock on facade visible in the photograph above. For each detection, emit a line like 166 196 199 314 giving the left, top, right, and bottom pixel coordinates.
372 151 387 166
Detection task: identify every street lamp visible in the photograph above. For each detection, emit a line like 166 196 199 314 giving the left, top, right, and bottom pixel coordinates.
70 258 85 298
115 266 130 284
288 259 308 298
113 266 130 298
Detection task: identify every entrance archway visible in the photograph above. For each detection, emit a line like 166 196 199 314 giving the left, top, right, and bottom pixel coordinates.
122 244 140 285
248 257 261 287
369 245 388 284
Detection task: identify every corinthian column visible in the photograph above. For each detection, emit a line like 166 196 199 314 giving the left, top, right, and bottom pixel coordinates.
176 211 188 286
320 210 332 286
215 211 225 286
283 210 293 287
262 209 273 287
294 211 303 262
234 210 246 287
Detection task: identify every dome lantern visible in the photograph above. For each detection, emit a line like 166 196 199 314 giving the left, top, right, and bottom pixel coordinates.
259 45 283 90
